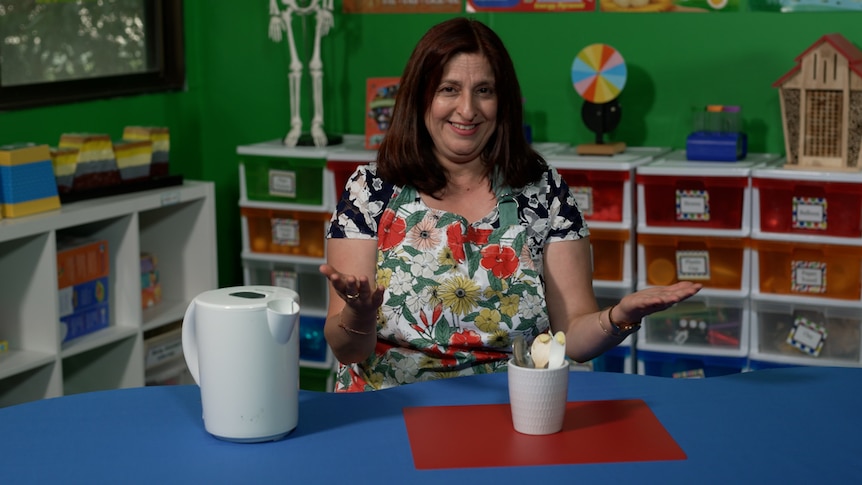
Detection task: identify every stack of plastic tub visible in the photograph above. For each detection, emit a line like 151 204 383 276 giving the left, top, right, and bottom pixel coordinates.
634 150 780 378
542 145 671 373
237 139 340 389
748 165 862 371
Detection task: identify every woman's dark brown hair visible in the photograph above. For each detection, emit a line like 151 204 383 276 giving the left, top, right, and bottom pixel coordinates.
376 17 547 195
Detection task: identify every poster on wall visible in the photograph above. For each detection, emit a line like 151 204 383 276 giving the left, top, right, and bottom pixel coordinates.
599 0 740 12
748 0 862 11
467 0 596 12
343 0 462 13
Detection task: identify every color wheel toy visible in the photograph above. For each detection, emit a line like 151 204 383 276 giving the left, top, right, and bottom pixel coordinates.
571 43 628 155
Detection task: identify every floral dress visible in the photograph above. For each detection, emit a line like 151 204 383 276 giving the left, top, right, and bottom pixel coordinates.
327 164 588 392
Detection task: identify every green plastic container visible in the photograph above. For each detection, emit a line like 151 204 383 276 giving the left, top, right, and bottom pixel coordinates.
241 154 327 205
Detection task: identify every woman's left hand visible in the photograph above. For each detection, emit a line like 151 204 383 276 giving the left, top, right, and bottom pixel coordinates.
614 281 702 324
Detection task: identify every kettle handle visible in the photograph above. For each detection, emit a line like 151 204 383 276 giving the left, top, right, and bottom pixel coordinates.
181 300 201 385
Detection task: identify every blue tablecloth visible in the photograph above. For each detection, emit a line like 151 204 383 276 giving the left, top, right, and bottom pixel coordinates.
1 366 860 484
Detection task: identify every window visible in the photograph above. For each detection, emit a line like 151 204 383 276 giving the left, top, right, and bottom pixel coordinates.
0 0 184 111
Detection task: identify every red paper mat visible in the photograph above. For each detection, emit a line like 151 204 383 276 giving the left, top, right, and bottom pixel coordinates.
403 399 686 469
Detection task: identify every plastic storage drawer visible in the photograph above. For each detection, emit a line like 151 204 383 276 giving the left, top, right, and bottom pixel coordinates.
243 259 329 312
240 155 327 205
590 227 631 283
639 293 748 356
638 232 749 291
558 168 630 223
637 349 747 378
750 296 861 367
753 168 862 239
545 146 666 225
636 151 778 233
752 239 862 301
242 206 331 258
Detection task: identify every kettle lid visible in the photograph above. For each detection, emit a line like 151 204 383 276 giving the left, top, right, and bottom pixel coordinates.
193 285 300 311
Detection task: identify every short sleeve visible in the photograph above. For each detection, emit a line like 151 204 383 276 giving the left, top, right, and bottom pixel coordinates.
545 166 590 243
327 164 394 240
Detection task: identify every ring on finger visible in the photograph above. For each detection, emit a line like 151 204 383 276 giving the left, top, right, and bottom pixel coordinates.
346 292 359 301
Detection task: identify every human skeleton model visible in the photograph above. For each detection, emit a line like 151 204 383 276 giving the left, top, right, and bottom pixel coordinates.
268 0 334 147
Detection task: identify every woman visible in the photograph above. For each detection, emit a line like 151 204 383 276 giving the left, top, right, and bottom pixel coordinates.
321 17 700 392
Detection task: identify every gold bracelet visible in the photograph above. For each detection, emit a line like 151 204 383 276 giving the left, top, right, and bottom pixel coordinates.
598 306 625 339
599 304 640 339
339 312 372 336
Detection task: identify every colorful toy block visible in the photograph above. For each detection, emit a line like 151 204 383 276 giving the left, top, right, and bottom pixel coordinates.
123 126 170 177
0 143 61 218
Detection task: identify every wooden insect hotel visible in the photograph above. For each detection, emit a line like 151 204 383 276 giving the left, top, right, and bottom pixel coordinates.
773 33 862 172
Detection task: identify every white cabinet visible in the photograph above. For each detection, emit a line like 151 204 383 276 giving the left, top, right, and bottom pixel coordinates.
0 181 218 407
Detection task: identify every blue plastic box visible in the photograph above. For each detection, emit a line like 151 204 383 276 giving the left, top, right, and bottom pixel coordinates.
299 314 330 366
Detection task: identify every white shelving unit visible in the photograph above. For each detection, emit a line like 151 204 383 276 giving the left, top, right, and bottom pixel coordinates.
0 181 218 407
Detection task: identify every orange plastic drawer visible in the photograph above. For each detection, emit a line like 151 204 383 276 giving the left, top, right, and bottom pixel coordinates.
753 239 862 301
558 169 628 222
242 207 331 257
754 176 862 238
638 233 747 290
590 228 630 282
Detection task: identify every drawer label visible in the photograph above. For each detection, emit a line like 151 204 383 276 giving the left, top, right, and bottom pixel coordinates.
572 186 593 216
676 189 710 221
786 316 827 357
269 169 297 198
792 196 826 230
272 218 300 246
791 260 826 293
676 250 710 280
272 270 298 290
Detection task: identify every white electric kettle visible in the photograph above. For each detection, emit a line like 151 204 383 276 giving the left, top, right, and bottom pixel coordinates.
182 285 300 443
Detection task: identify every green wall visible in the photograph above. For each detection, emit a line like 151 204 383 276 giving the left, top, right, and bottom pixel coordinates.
2 2 861 288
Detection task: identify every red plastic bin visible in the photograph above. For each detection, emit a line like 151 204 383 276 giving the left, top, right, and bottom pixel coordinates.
558 169 628 222
754 176 862 238
637 173 748 230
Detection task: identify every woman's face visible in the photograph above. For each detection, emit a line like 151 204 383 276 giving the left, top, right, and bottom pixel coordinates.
424 53 498 168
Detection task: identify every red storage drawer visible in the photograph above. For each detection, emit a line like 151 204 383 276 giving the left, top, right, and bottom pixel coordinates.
558 169 628 222
637 173 748 230
753 173 862 239
636 151 779 233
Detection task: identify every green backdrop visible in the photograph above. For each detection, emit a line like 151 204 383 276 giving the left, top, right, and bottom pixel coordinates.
0 2 859 287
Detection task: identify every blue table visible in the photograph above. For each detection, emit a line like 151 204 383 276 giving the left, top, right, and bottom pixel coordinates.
1 367 860 484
